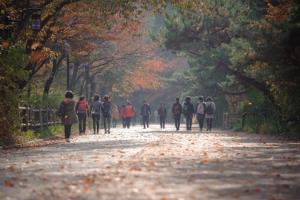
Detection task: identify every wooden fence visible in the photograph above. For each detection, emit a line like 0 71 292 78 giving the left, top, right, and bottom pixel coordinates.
19 106 61 131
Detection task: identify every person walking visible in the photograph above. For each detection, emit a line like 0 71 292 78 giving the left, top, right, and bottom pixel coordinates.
183 96 195 131
112 104 120 128
172 98 182 131
123 101 135 128
90 94 101 134
101 95 112 134
76 96 88 134
196 96 206 132
140 100 151 129
58 91 78 142
205 97 216 131
158 103 167 129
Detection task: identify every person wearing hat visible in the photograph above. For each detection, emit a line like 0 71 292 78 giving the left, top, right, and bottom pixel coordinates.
196 96 206 132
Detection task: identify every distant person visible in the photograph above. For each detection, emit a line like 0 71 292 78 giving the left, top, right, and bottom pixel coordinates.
183 96 194 131
58 91 78 142
123 101 135 128
90 94 101 134
205 97 216 131
158 103 167 129
172 98 182 131
140 100 151 129
196 96 206 132
121 104 126 128
101 95 112 134
76 96 88 134
112 104 120 128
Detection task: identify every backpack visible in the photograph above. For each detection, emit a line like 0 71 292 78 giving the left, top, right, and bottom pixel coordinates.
77 100 87 112
206 102 214 114
197 102 205 114
183 103 189 115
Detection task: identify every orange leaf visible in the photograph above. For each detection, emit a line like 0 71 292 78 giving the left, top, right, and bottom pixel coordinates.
4 180 14 187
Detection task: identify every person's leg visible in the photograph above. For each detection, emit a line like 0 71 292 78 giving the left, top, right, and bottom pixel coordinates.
65 125 71 141
126 117 129 128
103 117 107 133
197 114 201 130
83 113 86 134
199 114 204 131
175 116 179 130
143 116 146 128
128 117 131 128
108 117 111 133
96 115 100 133
189 115 193 130
209 118 213 131
123 118 126 128
92 114 96 134
160 116 163 129
162 117 165 129
78 114 82 133
146 115 149 128
206 118 210 131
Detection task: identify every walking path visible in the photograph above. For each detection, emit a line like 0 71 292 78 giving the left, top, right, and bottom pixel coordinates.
0 125 299 200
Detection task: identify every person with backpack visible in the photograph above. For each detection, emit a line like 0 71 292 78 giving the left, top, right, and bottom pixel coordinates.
183 96 195 131
101 95 112 134
90 94 102 134
140 100 151 129
123 101 135 128
172 98 182 131
158 103 167 129
205 96 216 131
58 91 78 142
76 96 88 134
196 96 206 132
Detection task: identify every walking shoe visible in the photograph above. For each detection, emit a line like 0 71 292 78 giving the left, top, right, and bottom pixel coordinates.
66 138 70 142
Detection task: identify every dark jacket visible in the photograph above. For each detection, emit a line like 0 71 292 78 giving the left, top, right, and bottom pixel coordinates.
59 98 78 125
158 107 167 118
172 102 182 116
183 101 194 116
91 100 102 115
101 101 112 118
140 104 151 117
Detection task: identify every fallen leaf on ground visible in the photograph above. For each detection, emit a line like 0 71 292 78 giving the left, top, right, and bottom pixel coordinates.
130 166 142 171
4 180 14 187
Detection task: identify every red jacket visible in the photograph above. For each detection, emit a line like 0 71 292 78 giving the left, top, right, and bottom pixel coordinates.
123 104 135 118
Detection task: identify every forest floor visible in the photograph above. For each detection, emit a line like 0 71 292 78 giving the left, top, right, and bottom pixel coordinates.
0 124 300 200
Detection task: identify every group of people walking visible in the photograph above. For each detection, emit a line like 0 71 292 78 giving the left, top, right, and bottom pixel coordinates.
58 91 216 142
140 96 216 132
58 91 113 142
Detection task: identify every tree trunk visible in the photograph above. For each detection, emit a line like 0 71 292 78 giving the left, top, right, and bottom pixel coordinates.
43 55 65 96
69 62 80 90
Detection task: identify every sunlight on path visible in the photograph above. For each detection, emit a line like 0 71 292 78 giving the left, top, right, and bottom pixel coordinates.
0 125 299 200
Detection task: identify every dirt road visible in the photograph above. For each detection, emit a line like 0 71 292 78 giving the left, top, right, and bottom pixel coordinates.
1 125 299 200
